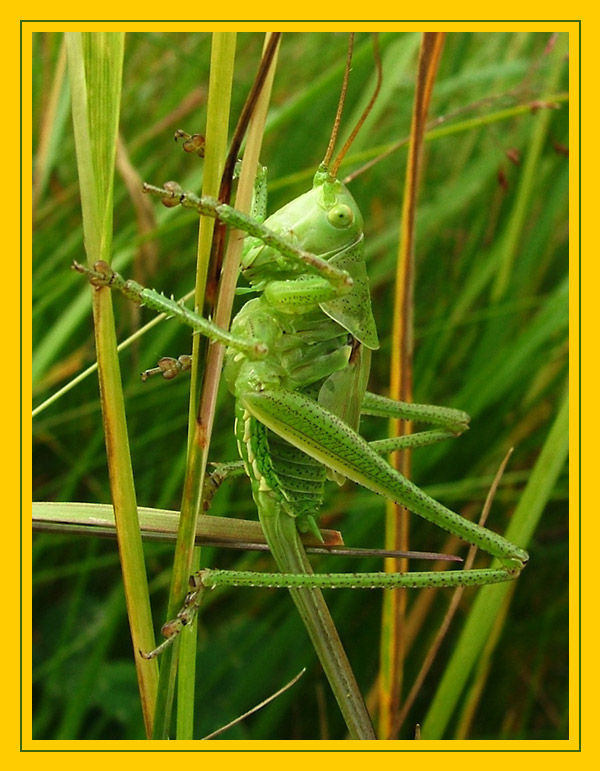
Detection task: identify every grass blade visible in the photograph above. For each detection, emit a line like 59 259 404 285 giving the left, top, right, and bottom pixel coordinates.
149 32 238 740
379 32 446 739
65 31 159 736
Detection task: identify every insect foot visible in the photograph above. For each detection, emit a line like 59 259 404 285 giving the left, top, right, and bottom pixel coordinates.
141 355 193 382
139 573 208 661
72 260 114 289
174 130 206 157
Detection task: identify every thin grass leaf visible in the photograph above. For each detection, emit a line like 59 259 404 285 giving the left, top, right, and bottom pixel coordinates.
65 31 158 736
379 32 446 739
150 32 282 739
149 32 238 740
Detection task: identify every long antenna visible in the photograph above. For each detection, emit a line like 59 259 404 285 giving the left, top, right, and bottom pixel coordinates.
321 33 355 171
329 33 382 179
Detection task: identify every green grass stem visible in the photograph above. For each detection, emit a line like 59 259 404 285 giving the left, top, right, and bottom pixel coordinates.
64 31 159 736
149 32 238 740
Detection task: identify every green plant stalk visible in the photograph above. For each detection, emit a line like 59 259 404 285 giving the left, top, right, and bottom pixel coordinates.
421 382 568 738
176 31 239 742
152 32 281 739
379 32 446 739
65 31 159 737
179 32 280 737
150 32 238 740
32 501 343 549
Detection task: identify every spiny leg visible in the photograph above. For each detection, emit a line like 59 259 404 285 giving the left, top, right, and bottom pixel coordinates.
200 565 519 590
72 260 268 359
140 355 192 382
360 390 471 454
143 182 354 293
361 391 470 434
140 559 519 659
368 431 465 454
202 461 246 511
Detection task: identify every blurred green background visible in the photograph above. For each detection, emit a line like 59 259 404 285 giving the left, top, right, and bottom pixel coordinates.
32 31 569 740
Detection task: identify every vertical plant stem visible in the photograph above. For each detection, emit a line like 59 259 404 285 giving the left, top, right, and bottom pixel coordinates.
152 32 281 739
177 31 240 741
65 31 159 737
378 32 445 739
151 32 237 740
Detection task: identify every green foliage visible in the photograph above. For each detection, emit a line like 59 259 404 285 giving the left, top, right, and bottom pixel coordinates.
33 31 568 740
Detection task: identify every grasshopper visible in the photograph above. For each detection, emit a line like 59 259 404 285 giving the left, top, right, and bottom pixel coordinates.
73 34 528 740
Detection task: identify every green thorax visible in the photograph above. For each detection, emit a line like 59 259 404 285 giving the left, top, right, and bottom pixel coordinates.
224 299 353 398
240 170 379 350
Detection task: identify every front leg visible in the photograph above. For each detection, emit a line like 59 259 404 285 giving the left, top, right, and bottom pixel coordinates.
142 182 354 293
72 261 268 359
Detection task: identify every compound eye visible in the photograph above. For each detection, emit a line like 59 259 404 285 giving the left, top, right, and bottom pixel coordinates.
327 204 354 229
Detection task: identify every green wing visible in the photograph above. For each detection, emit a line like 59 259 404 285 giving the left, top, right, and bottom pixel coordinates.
317 342 371 485
318 343 371 432
320 237 379 350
